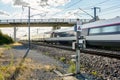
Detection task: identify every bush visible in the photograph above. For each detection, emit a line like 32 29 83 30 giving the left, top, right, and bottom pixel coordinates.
0 30 14 45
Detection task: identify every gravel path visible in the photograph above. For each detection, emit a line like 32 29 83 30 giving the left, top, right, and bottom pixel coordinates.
4 45 63 80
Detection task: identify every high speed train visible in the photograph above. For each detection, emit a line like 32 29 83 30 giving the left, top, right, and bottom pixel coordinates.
22 17 120 47
41 17 120 47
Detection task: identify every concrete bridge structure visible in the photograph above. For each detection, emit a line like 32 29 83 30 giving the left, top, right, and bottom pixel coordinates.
0 18 90 41
0 19 90 27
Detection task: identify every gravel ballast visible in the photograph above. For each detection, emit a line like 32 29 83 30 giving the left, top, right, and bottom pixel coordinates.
30 44 120 80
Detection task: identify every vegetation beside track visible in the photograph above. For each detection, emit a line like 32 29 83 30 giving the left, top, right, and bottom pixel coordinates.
0 30 13 45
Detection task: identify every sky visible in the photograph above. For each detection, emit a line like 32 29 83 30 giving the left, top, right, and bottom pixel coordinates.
0 0 120 38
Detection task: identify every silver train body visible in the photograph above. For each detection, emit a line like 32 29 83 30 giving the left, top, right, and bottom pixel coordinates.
23 17 120 47
44 17 120 47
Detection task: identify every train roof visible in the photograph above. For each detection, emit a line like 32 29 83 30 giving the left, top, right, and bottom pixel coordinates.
82 17 120 29
45 17 120 33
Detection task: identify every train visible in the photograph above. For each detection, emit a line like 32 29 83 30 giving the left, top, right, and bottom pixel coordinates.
21 17 120 48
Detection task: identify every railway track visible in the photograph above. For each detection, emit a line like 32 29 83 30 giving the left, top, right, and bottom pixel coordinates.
21 41 120 59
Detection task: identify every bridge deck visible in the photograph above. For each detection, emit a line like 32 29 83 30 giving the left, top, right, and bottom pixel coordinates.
0 19 90 27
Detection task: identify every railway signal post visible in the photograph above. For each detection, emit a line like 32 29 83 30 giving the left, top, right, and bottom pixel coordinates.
74 19 82 74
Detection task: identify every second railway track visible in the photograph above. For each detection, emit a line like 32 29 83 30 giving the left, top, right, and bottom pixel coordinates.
21 41 120 59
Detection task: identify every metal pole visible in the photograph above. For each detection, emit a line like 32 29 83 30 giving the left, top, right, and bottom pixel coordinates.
92 7 101 21
76 19 81 74
14 27 16 42
94 7 97 21
28 6 30 49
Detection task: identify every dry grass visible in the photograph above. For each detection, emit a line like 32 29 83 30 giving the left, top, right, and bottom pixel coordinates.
11 42 22 46
0 54 16 80
0 46 16 80
16 58 56 80
0 48 6 57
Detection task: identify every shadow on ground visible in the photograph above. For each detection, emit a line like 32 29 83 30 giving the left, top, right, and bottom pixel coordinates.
8 45 29 80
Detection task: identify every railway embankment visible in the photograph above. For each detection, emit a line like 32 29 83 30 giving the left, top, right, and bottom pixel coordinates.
29 43 120 80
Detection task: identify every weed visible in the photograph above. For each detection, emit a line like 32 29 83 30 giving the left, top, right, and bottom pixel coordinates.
45 52 49 55
0 52 3 58
59 57 66 62
0 72 4 80
91 70 98 76
10 53 14 66
0 52 15 79
3 45 11 50
68 61 76 73
0 48 5 58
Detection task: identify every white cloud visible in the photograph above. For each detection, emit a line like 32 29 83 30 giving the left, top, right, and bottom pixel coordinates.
47 0 70 7
51 9 84 19
0 0 72 19
1 0 13 4
11 0 71 7
1 0 79 19
0 10 9 16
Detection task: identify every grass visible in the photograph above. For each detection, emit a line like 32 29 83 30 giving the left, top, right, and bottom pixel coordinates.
68 61 76 73
44 52 49 55
0 52 15 80
15 58 56 80
3 45 12 49
0 42 22 49
0 45 16 80
59 57 66 62
0 73 5 80
0 47 6 58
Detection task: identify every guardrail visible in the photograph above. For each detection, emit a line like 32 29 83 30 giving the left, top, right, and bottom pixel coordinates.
0 19 90 23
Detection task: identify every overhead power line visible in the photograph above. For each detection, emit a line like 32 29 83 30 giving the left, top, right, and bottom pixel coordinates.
83 0 111 9
52 0 83 17
79 8 94 18
102 4 120 11
98 7 120 16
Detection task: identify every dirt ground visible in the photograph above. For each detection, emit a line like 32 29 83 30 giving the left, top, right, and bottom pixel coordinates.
0 43 63 80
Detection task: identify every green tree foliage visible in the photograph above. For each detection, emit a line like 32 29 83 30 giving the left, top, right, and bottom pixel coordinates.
0 30 13 45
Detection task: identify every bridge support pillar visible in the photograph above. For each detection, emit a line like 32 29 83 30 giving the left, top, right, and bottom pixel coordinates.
52 25 61 30
51 25 61 37
14 27 17 42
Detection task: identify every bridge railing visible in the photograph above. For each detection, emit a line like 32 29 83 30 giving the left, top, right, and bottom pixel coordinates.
0 19 90 23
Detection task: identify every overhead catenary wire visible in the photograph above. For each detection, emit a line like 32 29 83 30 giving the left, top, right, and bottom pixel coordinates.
98 6 120 16
83 0 111 9
101 4 120 11
79 8 94 18
52 0 113 18
51 0 83 17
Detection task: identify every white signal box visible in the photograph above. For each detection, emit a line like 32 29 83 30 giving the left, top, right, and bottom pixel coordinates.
79 40 83 44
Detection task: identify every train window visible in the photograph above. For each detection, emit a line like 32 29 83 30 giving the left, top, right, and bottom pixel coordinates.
117 25 120 31
89 25 120 35
102 26 117 33
89 28 101 34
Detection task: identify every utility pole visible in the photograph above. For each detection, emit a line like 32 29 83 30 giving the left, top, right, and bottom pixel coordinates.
14 27 16 42
92 7 101 21
76 19 81 74
28 6 30 49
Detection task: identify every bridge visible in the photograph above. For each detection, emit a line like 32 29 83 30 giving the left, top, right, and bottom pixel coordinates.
0 19 90 27
0 18 90 41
